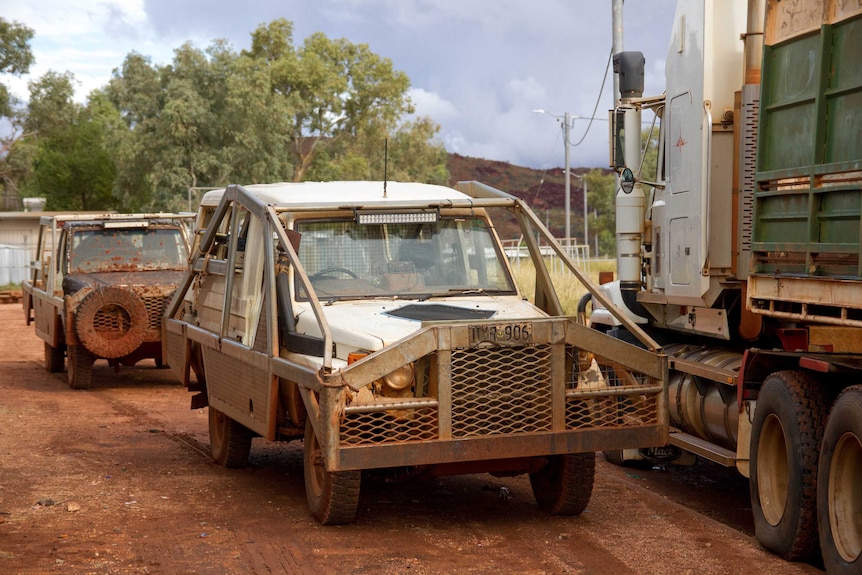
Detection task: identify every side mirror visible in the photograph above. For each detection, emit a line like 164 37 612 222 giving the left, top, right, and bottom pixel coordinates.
620 167 635 194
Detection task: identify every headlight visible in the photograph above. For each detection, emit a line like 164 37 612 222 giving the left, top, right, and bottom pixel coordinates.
382 364 414 391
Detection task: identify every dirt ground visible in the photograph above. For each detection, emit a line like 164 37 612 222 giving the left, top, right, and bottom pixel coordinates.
0 303 825 575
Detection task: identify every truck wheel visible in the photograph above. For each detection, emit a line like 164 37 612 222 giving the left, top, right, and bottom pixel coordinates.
529 452 595 515
208 407 252 468
817 386 862 575
303 418 360 525
45 341 65 373
750 370 826 561
67 344 93 389
75 288 148 359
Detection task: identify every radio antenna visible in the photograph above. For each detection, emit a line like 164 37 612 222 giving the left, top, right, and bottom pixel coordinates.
383 138 388 198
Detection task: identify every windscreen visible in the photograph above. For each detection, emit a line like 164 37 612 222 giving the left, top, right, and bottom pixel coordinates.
295 217 515 300
70 228 187 273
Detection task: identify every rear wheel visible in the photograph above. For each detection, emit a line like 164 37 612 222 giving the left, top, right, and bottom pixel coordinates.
818 386 862 575
208 407 252 468
529 452 595 515
45 341 64 373
303 417 360 525
67 344 93 389
749 370 826 561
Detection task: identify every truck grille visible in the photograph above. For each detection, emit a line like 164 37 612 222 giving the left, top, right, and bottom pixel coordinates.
450 345 552 437
340 408 438 445
565 364 659 430
337 327 664 447
142 295 171 331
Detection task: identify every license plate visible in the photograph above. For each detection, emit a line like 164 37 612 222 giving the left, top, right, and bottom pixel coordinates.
469 323 532 346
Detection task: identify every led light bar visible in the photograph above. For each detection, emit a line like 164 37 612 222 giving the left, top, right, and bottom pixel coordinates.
356 211 437 225
103 221 149 229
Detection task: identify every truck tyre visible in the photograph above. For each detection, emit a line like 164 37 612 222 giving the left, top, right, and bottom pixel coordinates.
303 418 360 525
45 341 64 373
529 452 595 515
208 407 252 468
75 288 148 359
817 385 862 575
750 370 826 561
67 344 93 389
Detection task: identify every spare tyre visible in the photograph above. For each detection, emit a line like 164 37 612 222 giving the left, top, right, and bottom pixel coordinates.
75 287 148 358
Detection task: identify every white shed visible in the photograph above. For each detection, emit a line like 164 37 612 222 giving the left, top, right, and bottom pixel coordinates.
0 244 28 285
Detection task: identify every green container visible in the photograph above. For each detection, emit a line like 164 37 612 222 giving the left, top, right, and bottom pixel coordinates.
754 7 862 278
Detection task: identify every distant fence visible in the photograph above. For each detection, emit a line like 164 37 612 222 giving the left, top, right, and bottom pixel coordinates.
501 238 590 274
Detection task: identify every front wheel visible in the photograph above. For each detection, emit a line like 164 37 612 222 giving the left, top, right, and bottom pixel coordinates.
208 407 252 468
529 452 595 515
67 345 93 389
303 417 360 525
749 370 826 561
818 386 862 575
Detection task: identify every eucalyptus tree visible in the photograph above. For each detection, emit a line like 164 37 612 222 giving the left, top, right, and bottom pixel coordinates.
0 17 34 121
0 17 34 205
19 72 118 210
105 18 446 210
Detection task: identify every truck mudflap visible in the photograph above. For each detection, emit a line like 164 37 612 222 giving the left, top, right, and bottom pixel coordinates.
294 316 668 472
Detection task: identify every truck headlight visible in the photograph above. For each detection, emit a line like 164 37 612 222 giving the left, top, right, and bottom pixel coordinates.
382 365 414 391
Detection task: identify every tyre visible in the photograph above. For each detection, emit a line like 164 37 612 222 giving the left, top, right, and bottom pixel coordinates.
529 452 595 515
45 341 65 373
208 407 252 468
67 344 93 389
303 417 360 525
749 370 826 561
75 288 148 359
817 385 862 575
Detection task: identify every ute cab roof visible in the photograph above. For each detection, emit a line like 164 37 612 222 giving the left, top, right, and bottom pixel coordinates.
199 181 471 210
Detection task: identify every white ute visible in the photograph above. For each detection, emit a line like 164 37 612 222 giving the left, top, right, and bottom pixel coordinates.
163 180 668 524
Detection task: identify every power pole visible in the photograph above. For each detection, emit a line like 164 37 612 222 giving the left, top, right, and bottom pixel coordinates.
563 111 571 248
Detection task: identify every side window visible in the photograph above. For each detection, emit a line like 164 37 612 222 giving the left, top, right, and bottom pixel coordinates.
228 214 265 347
56 229 68 285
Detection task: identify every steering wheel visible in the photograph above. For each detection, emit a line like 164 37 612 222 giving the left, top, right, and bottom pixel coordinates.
310 267 359 280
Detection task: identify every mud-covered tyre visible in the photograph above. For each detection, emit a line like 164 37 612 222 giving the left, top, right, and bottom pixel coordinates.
45 341 65 373
67 344 93 389
208 407 252 468
75 288 148 359
530 452 595 515
817 385 862 575
303 418 360 525
750 370 826 561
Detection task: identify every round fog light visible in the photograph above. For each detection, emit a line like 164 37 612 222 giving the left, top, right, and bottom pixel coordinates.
382 365 414 391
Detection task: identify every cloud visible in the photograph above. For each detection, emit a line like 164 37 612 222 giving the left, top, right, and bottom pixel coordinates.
3 0 679 169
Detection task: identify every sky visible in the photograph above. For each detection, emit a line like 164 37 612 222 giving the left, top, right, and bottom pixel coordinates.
3 0 679 170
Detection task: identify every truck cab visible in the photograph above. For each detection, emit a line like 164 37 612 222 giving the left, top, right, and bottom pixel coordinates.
23 213 194 388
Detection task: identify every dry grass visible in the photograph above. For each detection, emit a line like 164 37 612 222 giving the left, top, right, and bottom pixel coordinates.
510 257 617 315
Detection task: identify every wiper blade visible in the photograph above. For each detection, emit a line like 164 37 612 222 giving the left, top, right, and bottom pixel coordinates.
447 288 490 296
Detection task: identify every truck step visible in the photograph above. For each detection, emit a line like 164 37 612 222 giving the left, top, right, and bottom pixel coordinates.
668 430 737 467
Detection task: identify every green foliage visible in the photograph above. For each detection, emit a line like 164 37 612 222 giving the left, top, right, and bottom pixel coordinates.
584 168 617 257
0 18 34 118
97 19 447 210
639 125 660 182
18 73 119 210
2 18 447 212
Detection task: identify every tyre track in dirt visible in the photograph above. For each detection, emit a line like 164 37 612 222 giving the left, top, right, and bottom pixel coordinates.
0 304 825 574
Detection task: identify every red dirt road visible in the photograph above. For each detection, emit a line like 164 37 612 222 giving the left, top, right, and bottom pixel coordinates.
0 303 823 574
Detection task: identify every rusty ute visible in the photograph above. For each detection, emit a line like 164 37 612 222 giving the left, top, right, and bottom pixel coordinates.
23 213 194 389
162 180 669 524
